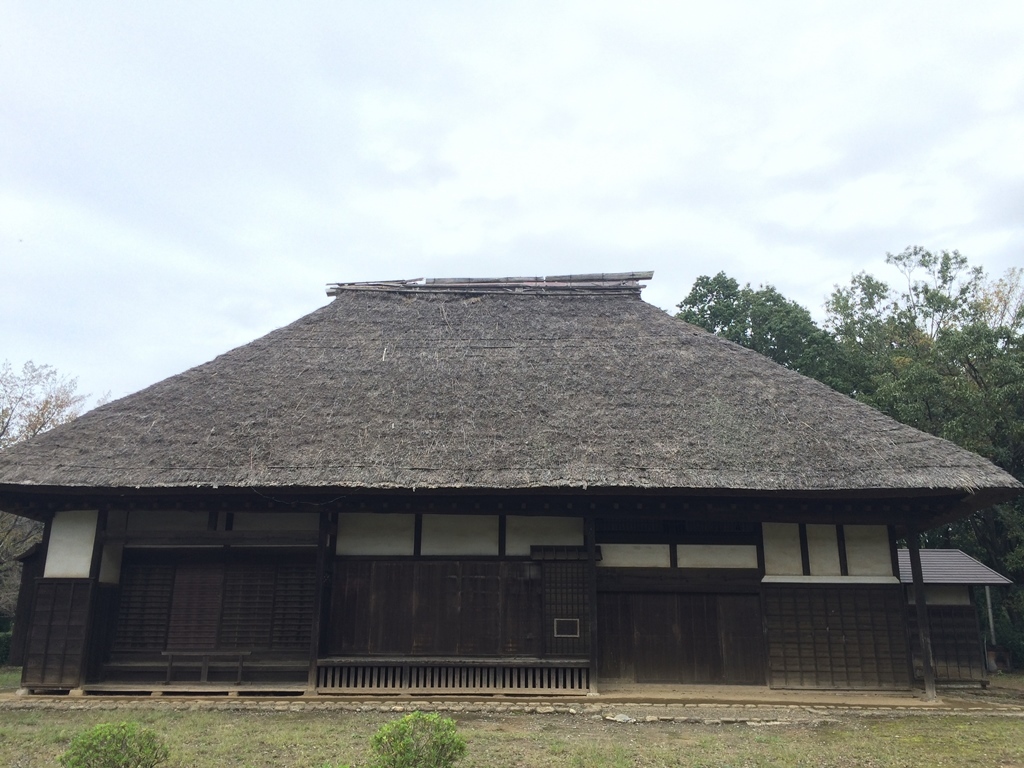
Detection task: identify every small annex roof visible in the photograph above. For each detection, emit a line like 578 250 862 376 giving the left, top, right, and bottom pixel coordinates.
897 549 1013 586
0 271 1020 509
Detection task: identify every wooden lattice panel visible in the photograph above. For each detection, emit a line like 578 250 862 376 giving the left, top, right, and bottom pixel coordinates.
113 565 174 650
542 562 589 657
764 585 910 690
271 564 317 650
317 663 590 694
220 565 275 649
908 605 986 682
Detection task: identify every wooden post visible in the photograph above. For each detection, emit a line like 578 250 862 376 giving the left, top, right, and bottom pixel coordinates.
907 524 936 700
585 516 599 694
986 586 997 646
307 510 330 694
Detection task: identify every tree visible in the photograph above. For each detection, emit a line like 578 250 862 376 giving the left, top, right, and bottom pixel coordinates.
676 272 849 390
0 361 86 449
0 361 88 617
826 249 1024 656
677 248 1024 657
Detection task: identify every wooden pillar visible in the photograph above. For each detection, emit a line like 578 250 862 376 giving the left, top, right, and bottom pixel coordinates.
585 516 599 693
983 589 999 651
307 510 330 693
907 523 936 700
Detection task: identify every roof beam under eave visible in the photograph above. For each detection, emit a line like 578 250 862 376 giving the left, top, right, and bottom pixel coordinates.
0 485 985 530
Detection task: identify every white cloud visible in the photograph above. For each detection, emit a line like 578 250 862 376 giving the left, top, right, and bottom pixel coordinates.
1 0 1022 398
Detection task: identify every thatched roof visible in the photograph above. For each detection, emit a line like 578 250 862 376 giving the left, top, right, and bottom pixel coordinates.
0 273 1020 507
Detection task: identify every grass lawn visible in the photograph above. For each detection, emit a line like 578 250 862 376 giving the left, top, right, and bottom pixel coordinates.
0 707 1022 768
989 670 1024 692
0 666 21 691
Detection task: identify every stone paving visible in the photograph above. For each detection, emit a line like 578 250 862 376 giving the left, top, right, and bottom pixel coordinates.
1 693 1022 726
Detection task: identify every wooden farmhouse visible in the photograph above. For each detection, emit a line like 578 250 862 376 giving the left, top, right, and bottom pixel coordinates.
1 272 1021 696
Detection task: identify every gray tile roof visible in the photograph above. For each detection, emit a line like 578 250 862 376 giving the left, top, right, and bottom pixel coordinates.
897 549 1013 585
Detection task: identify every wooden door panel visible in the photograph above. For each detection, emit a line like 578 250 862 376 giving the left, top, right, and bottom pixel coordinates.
412 562 460 655
680 594 721 683
458 562 501 655
329 560 372 655
370 562 414 655
717 594 765 684
596 593 634 679
500 562 542 656
632 594 682 683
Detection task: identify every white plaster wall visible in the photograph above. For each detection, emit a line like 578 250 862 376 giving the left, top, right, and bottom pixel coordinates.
44 509 98 578
505 516 583 556
421 515 499 556
807 524 841 576
907 585 973 606
597 544 671 568
232 512 319 531
845 525 893 577
99 542 123 584
127 510 209 531
336 513 415 556
763 574 898 584
762 523 802 575
676 544 758 569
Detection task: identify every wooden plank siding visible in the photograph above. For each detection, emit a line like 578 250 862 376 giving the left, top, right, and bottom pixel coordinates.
328 560 579 659
763 585 910 689
596 592 764 684
22 579 94 688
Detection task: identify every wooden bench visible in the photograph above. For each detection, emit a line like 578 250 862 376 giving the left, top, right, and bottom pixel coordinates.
162 651 251 684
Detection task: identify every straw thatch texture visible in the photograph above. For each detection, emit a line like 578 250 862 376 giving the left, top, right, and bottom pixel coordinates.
0 287 1020 498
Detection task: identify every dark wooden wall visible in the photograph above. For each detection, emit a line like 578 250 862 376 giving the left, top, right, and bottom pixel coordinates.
22 579 94 688
8 546 44 667
328 559 589 659
597 592 764 684
764 585 910 689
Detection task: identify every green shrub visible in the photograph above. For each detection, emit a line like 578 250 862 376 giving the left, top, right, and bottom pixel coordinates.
369 711 466 768
59 721 169 768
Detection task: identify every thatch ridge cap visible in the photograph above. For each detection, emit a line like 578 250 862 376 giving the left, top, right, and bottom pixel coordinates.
326 271 653 296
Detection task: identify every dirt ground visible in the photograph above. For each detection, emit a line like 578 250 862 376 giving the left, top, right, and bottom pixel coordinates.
2 679 1023 723
5 664 1024 721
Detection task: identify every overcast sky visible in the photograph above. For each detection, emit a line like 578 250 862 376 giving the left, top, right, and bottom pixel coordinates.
3 2 1022 403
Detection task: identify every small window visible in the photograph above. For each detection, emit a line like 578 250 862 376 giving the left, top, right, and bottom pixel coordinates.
553 618 580 638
